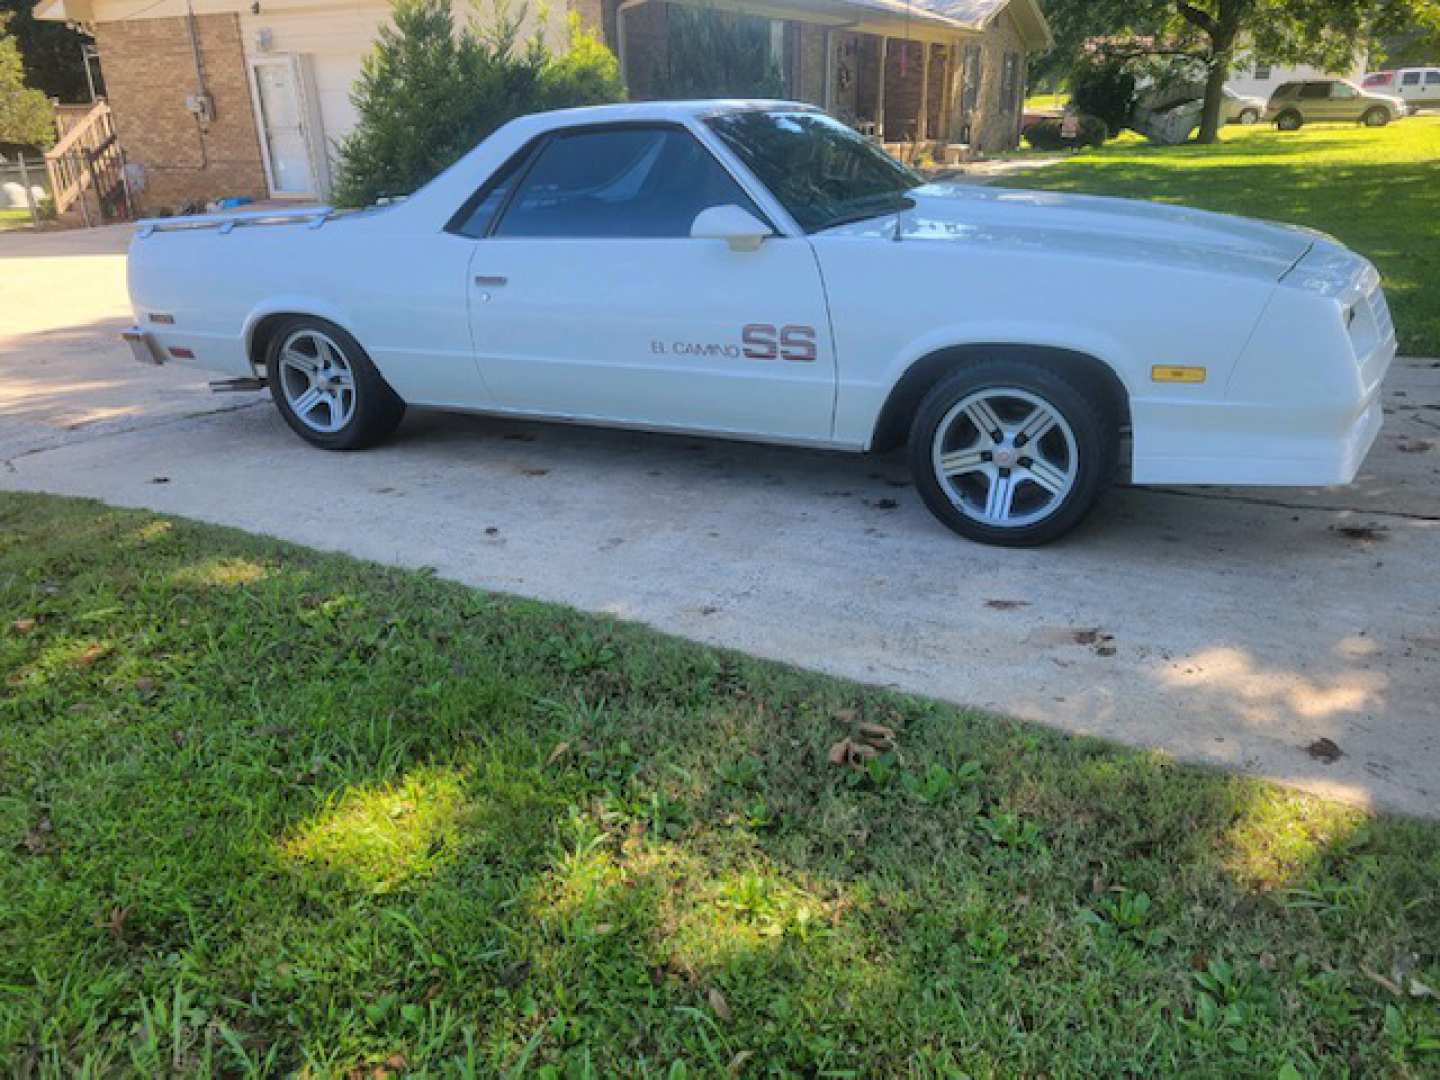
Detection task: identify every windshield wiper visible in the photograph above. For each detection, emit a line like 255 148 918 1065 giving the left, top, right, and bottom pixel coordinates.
816 196 915 233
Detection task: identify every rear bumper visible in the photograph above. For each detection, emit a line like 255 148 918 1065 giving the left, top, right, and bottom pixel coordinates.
121 326 167 366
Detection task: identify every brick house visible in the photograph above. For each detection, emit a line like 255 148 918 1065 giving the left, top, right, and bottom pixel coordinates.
35 0 1049 214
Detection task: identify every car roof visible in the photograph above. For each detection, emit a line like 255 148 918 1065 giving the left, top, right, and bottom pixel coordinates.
509 99 823 128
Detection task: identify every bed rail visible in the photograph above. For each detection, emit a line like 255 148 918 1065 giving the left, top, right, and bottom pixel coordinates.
134 206 338 238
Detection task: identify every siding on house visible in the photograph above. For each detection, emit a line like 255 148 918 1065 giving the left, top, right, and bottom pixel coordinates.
969 9 1025 152
91 13 267 212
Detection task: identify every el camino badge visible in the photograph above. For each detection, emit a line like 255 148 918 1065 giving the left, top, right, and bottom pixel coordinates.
650 324 817 363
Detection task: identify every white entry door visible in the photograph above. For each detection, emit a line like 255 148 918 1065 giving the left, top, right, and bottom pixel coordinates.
250 57 315 197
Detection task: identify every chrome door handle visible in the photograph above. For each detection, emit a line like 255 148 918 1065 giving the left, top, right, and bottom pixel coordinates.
474 275 507 287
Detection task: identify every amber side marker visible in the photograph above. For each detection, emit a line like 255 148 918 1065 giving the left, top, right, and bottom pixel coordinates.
1151 365 1206 384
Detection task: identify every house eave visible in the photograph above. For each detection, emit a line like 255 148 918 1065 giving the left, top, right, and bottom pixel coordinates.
33 0 92 22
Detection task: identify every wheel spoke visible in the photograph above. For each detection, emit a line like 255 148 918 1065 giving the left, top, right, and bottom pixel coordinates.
939 448 986 476
1025 456 1069 494
964 400 1004 444
281 348 318 376
323 392 346 430
1017 405 1056 445
984 471 1016 521
291 386 322 418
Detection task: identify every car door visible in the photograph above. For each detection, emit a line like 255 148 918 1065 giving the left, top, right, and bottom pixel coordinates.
1423 70 1440 105
453 124 836 442
1296 82 1330 120
1327 81 1362 119
1399 70 1422 105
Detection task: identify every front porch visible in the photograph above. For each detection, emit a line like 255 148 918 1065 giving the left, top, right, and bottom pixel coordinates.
613 0 989 162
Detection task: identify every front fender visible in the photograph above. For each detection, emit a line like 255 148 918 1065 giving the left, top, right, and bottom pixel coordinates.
837 322 1140 448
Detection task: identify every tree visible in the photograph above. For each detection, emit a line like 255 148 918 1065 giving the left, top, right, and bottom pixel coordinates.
1038 0 1440 143
0 0 92 103
333 0 624 207
0 14 55 151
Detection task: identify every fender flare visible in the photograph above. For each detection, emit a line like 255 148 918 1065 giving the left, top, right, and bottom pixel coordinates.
242 296 363 373
867 327 1138 451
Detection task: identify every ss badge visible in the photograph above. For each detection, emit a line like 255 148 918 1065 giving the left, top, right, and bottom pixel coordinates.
742 324 818 363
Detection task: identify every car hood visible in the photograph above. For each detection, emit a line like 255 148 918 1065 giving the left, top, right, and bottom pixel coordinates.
815 184 1317 282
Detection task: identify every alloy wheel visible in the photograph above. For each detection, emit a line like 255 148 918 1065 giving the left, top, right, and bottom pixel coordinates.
277 329 358 434
930 387 1079 528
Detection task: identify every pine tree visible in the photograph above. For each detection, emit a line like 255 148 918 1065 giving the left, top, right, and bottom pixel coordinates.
334 0 623 208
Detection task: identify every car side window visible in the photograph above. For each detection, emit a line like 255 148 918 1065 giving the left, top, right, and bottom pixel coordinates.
1403 71 1422 85
1428 71 1440 84
490 126 763 240
1299 83 1329 100
448 141 540 238
1332 83 1357 99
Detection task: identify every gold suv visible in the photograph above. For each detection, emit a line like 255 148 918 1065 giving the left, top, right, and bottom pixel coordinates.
1266 79 1408 130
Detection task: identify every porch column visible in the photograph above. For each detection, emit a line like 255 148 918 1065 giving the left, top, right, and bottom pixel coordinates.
875 37 887 139
918 41 931 142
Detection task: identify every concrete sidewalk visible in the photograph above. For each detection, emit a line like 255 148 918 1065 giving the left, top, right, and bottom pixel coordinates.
3 224 1439 818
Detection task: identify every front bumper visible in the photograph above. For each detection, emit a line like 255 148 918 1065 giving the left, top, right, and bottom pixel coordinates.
121 326 167 366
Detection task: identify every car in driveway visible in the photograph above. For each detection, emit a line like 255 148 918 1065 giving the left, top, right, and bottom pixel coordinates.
122 101 1396 546
1267 79 1408 129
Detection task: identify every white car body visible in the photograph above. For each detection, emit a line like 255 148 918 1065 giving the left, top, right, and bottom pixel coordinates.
125 100 1395 494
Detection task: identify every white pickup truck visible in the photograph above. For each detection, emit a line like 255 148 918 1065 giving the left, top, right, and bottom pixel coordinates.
124 100 1396 545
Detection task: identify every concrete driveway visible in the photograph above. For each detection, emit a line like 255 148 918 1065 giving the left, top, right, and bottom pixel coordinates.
4 225 1439 817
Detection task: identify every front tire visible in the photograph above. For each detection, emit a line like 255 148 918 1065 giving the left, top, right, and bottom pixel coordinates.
265 317 405 451
1275 110 1303 131
908 359 1119 546
1238 108 1260 125
1362 107 1390 127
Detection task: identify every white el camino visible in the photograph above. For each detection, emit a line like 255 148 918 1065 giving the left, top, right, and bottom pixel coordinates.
124 100 1397 545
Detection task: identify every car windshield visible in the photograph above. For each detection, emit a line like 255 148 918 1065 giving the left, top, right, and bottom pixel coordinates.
705 110 923 234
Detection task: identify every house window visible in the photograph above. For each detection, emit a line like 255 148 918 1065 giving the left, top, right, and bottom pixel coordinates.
1253 63 1272 80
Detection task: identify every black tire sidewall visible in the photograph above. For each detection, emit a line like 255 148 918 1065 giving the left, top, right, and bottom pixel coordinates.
265 317 404 451
1363 108 1389 126
1277 111 1302 130
908 360 1117 546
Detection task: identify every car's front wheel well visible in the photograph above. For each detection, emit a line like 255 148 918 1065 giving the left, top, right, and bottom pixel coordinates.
870 344 1130 453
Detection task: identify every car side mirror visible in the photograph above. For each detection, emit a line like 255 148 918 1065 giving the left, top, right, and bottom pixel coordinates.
691 204 774 253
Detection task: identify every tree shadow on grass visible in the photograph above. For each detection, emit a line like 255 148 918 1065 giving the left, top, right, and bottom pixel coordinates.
2 494 1438 1076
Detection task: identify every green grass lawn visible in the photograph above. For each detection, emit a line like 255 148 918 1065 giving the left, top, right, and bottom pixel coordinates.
1023 92 1069 112
0 207 36 232
3 492 1438 1076
1010 118 1440 357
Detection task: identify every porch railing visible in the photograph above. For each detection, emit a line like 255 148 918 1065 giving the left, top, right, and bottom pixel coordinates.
43 99 131 225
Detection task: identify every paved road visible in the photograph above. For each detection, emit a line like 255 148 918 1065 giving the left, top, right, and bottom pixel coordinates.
4 225 1438 817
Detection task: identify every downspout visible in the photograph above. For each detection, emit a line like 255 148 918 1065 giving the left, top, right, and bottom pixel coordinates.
185 0 210 168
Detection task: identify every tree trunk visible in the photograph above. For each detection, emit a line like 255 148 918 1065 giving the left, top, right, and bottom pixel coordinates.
1195 54 1229 144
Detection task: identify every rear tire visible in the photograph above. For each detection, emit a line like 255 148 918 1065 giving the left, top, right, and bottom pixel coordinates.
1275 110 1303 131
265 316 405 451
1238 108 1260 125
907 358 1119 546
1362 107 1390 127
